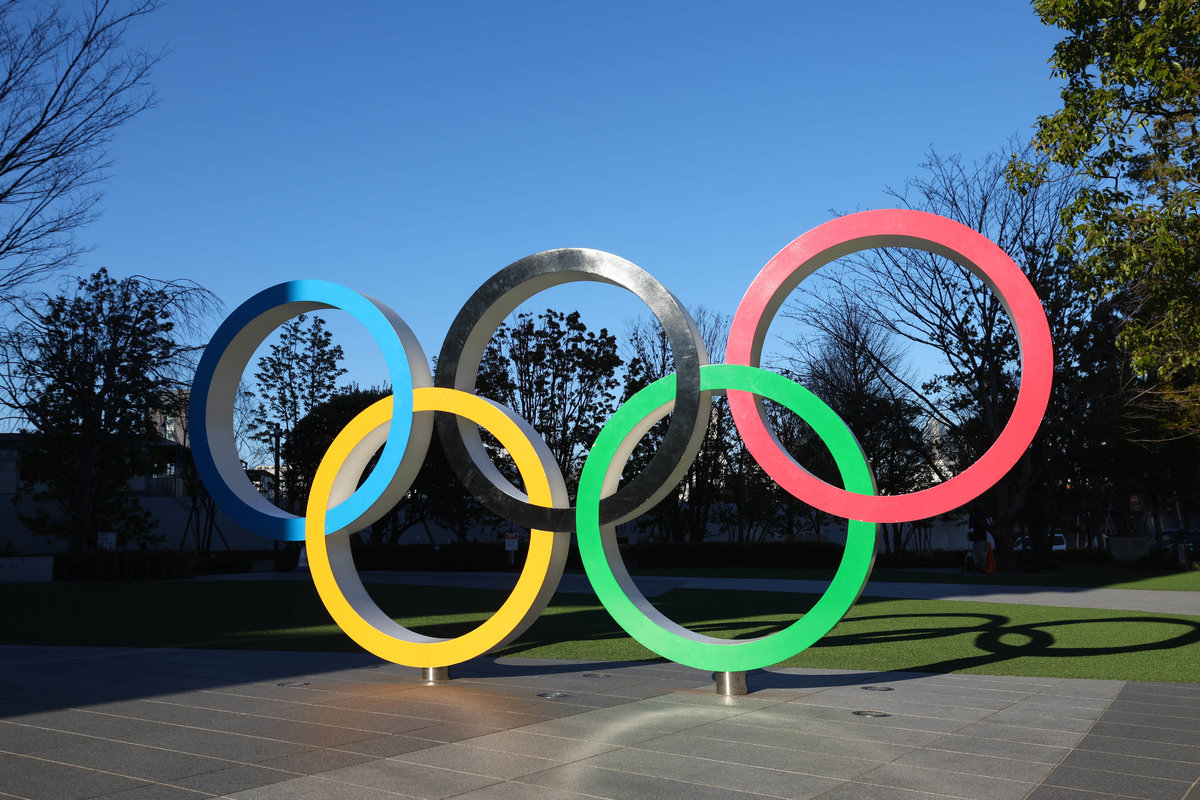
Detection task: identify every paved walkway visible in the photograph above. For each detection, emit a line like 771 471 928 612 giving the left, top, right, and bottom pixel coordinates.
1 645 1197 800
202 571 1200 616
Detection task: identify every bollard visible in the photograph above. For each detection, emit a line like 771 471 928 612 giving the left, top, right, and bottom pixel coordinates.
422 666 450 683
716 671 748 696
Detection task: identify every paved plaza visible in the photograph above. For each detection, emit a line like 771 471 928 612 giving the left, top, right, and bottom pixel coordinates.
1 642 1197 800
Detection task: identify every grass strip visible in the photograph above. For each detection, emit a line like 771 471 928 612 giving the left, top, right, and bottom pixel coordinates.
1 580 1196 683
630 567 1200 592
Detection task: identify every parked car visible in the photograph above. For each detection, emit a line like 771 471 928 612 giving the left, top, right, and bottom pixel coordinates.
1013 534 1067 552
1152 530 1200 558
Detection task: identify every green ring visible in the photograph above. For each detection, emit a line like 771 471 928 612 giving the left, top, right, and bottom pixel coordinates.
575 363 878 672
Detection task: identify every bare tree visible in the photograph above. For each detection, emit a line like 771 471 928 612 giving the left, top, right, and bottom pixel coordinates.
621 307 728 543
779 296 932 552
802 142 1091 564
0 0 159 301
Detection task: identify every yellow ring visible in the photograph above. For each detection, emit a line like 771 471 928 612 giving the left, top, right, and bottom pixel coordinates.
304 387 569 667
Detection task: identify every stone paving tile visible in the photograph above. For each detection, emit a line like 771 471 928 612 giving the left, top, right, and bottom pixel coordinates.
0 683 122 711
767 698 977 731
1040 765 1193 799
628 730 881 780
140 691 307 716
686 718 917 762
1059 748 1200 783
332 732 448 758
723 707 960 745
856 762 1037 800
511 715 685 747
923 733 1070 764
541 697 748 730
10 707 179 740
1025 679 1200 800
1089 721 1191 745
1036 678 1123 695
315 758 502 799
648 688 781 710
5 646 1200 800
972 706 1101 731
255 745 378 774
260 702 441 733
788 693 998 721
0 694 55 718
1020 696 1113 716
890 746 1055 782
323 691 548 727
1122 683 1200 701
23 738 235 781
445 781 601 800
1101 707 1200 730
391 742 565 780
578 743 843 798
1024 787 1126 800
812 783 967 800
118 725 315 763
0 719 97 754
82 702 382 749
223 775 421 799
1075 733 1200 765
445 729 619 762
169 763 298 795
400 720 507 744
952 720 1094 747
0 750 148 799
521 690 672 712
521 762 788 800
82 785 213 799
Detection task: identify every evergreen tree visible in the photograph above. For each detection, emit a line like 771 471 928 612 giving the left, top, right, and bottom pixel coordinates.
0 269 214 551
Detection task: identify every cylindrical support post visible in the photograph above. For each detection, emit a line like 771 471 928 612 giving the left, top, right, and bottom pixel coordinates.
422 666 450 683
715 671 747 696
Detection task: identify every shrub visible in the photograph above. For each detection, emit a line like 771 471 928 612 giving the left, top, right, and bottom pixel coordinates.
53 551 195 581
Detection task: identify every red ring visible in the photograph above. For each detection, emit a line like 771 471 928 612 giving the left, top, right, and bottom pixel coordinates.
726 209 1053 523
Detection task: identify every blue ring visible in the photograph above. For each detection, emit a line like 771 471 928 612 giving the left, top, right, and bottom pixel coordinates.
189 281 422 541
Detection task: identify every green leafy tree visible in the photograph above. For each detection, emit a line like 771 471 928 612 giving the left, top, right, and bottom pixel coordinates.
282 383 494 546
0 268 215 551
251 313 346 509
0 1 159 299
482 309 623 495
1012 0 1200 431
281 385 385 513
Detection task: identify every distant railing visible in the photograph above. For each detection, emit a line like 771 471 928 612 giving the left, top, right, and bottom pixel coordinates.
143 476 183 497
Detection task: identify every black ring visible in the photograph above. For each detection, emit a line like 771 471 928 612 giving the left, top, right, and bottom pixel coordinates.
435 248 709 531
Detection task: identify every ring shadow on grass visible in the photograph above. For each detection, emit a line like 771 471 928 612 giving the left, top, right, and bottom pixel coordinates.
208 584 1200 686
483 589 1200 685
747 608 1200 689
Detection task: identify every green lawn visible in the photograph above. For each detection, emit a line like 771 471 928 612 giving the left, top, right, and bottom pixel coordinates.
2 579 1197 683
631 566 1200 591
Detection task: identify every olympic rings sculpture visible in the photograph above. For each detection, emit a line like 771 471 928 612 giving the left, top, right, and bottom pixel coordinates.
189 209 1053 673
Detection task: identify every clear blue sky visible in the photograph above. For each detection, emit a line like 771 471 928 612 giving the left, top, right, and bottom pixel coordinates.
82 1 1065 386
